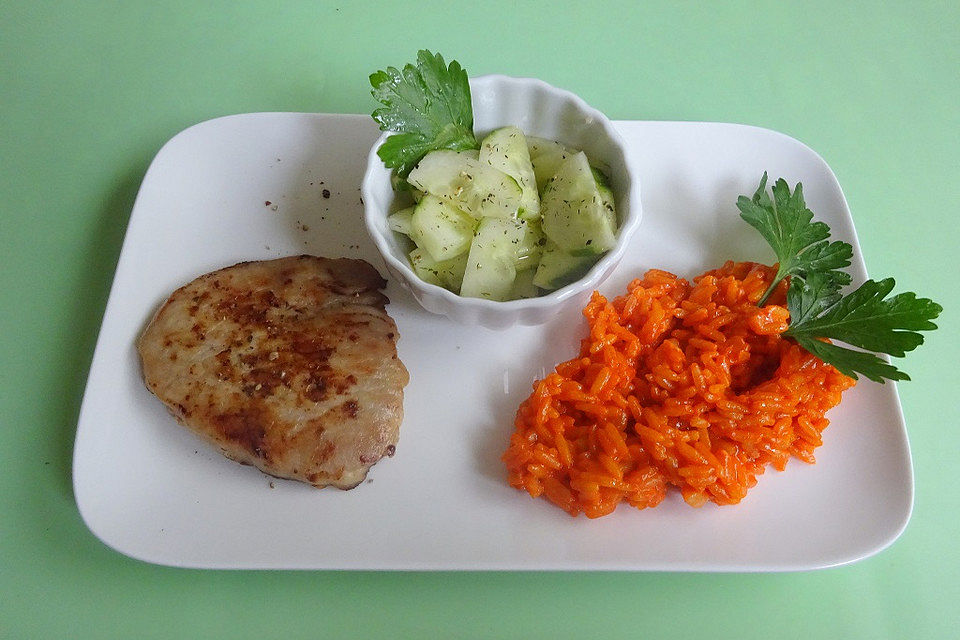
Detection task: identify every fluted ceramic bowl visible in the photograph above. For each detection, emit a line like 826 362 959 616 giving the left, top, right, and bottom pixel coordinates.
362 74 642 329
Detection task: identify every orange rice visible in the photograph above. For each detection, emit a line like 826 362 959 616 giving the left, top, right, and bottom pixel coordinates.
503 261 855 517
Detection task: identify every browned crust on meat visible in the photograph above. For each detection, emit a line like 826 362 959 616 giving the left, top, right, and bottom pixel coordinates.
137 255 408 489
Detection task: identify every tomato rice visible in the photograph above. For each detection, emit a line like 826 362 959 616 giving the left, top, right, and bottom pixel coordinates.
503 261 855 517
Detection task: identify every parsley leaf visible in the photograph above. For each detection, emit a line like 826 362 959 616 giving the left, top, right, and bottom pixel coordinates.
737 173 852 304
785 277 942 382
784 270 844 326
787 335 908 383
370 50 479 177
739 173 943 383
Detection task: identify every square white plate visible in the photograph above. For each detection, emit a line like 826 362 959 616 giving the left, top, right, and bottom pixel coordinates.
73 113 912 571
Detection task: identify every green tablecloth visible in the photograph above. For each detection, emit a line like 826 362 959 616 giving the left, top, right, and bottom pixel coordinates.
2 2 957 637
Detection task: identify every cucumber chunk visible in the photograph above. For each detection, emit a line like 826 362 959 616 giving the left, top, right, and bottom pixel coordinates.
459 218 526 301
409 247 468 292
532 240 599 291
591 167 617 230
440 252 470 292
513 218 546 272
407 150 523 219
408 247 444 287
540 152 617 256
410 194 477 262
527 136 578 192
511 267 540 299
480 127 540 220
387 206 415 236
597 182 617 232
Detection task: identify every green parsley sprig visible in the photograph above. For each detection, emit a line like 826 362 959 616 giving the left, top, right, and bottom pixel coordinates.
736 173 853 305
738 174 941 383
370 50 479 177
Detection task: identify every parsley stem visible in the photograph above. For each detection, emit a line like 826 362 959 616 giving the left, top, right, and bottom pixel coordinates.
757 285 776 307
758 268 788 306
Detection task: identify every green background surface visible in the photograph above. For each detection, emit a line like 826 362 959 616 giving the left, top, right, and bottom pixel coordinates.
2 1 958 638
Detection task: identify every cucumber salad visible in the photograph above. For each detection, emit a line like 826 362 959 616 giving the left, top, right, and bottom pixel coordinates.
370 51 619 301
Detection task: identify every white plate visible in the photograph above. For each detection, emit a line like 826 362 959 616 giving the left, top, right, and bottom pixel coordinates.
73 113 912 571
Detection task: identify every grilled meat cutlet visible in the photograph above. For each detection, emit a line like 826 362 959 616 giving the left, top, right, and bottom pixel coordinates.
138 255 408 489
